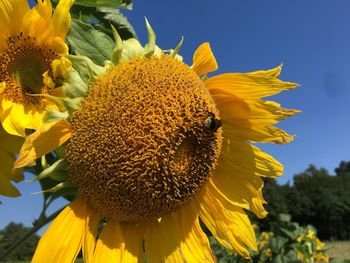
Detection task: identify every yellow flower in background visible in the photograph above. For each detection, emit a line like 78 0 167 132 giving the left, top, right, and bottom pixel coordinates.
259 231 273 249
297 235 303 243
314 252 329 262
0 124 23 197
307 229 315 239
316 238 325 250
265 248 272 257
0 0 73 137
15 23 299 262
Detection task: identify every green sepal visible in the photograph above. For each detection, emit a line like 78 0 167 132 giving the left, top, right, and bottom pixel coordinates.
54 145 66 160
143 18 156 58
33 181 74 195
41 156 50 170
66 54 107 84
170 37 184 61
45 187 78 207
62 65 89 99
111 25 123 65
44 110 69 123
29 159 68 183
28 93 82 114
33 94 83 114
120 38 144 62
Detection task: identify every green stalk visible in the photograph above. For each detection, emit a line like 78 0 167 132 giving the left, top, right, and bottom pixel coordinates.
0 208 63 261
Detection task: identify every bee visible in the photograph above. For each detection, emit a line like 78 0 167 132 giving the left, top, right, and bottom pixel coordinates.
204 112 222 132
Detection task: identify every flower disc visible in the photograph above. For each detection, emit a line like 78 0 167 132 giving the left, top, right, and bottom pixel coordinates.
66 55 222 222
0 35 58 105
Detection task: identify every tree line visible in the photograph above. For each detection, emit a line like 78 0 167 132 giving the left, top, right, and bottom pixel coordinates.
260 161 350 240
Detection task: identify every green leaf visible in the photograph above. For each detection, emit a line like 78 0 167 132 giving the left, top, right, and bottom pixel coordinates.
273 254 290 263
67 19 115 66
278 213 291 223
95 8 137 40
71 6 137 40
52 0 132 9
270 236 287 252
279 226 298 240
73 0 132 9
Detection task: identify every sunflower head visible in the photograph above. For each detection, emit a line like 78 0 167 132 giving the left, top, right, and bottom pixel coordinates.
1 35 58 105
0 0 73 137
66 55 222 222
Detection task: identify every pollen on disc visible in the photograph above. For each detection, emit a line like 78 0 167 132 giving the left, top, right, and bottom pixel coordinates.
65 55 222 222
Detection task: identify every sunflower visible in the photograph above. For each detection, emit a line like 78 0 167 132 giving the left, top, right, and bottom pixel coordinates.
14 23 299 262
0 124 23 197
0 0 73 137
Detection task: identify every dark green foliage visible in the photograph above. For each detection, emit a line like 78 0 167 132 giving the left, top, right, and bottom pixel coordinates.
260 179 291 230
0 223 39 261
67 19 116 66
261 161 350 241
210 214 328 263
71 7 137 40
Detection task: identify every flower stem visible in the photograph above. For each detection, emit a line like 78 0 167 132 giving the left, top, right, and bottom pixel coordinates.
0 208 63 261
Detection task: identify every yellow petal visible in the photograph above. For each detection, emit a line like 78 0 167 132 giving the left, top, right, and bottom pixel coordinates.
0 0 29 37
120 223 145 263
144 217 183 263
0 150 21 197
0 173 20 197
92 222 123 263
225 122 294 144
26 108 46 131
22 0 52 38
48 35 69 54
10 104 29 136
214 94 300 125
0 97 13 112
195 184 257 258
9 168 24 183
213 93 298 143
0 150 16 176
52 0 73 39
0 126 24 153
82 210 100 263
205 65 299 99
145 203 215 263
1 102 45 137
51 56 72 79
192 42 218 76
222 139 284 178
1 107 24 137
251 188 267 219
93 221 144 263
32 198 88 263
14 119 74 168
211 140 272 218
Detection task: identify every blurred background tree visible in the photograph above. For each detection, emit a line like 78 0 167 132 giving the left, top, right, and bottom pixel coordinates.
260 161 350 241
0 223 39 261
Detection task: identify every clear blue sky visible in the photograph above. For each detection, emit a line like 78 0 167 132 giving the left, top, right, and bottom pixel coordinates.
1 0 350 229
